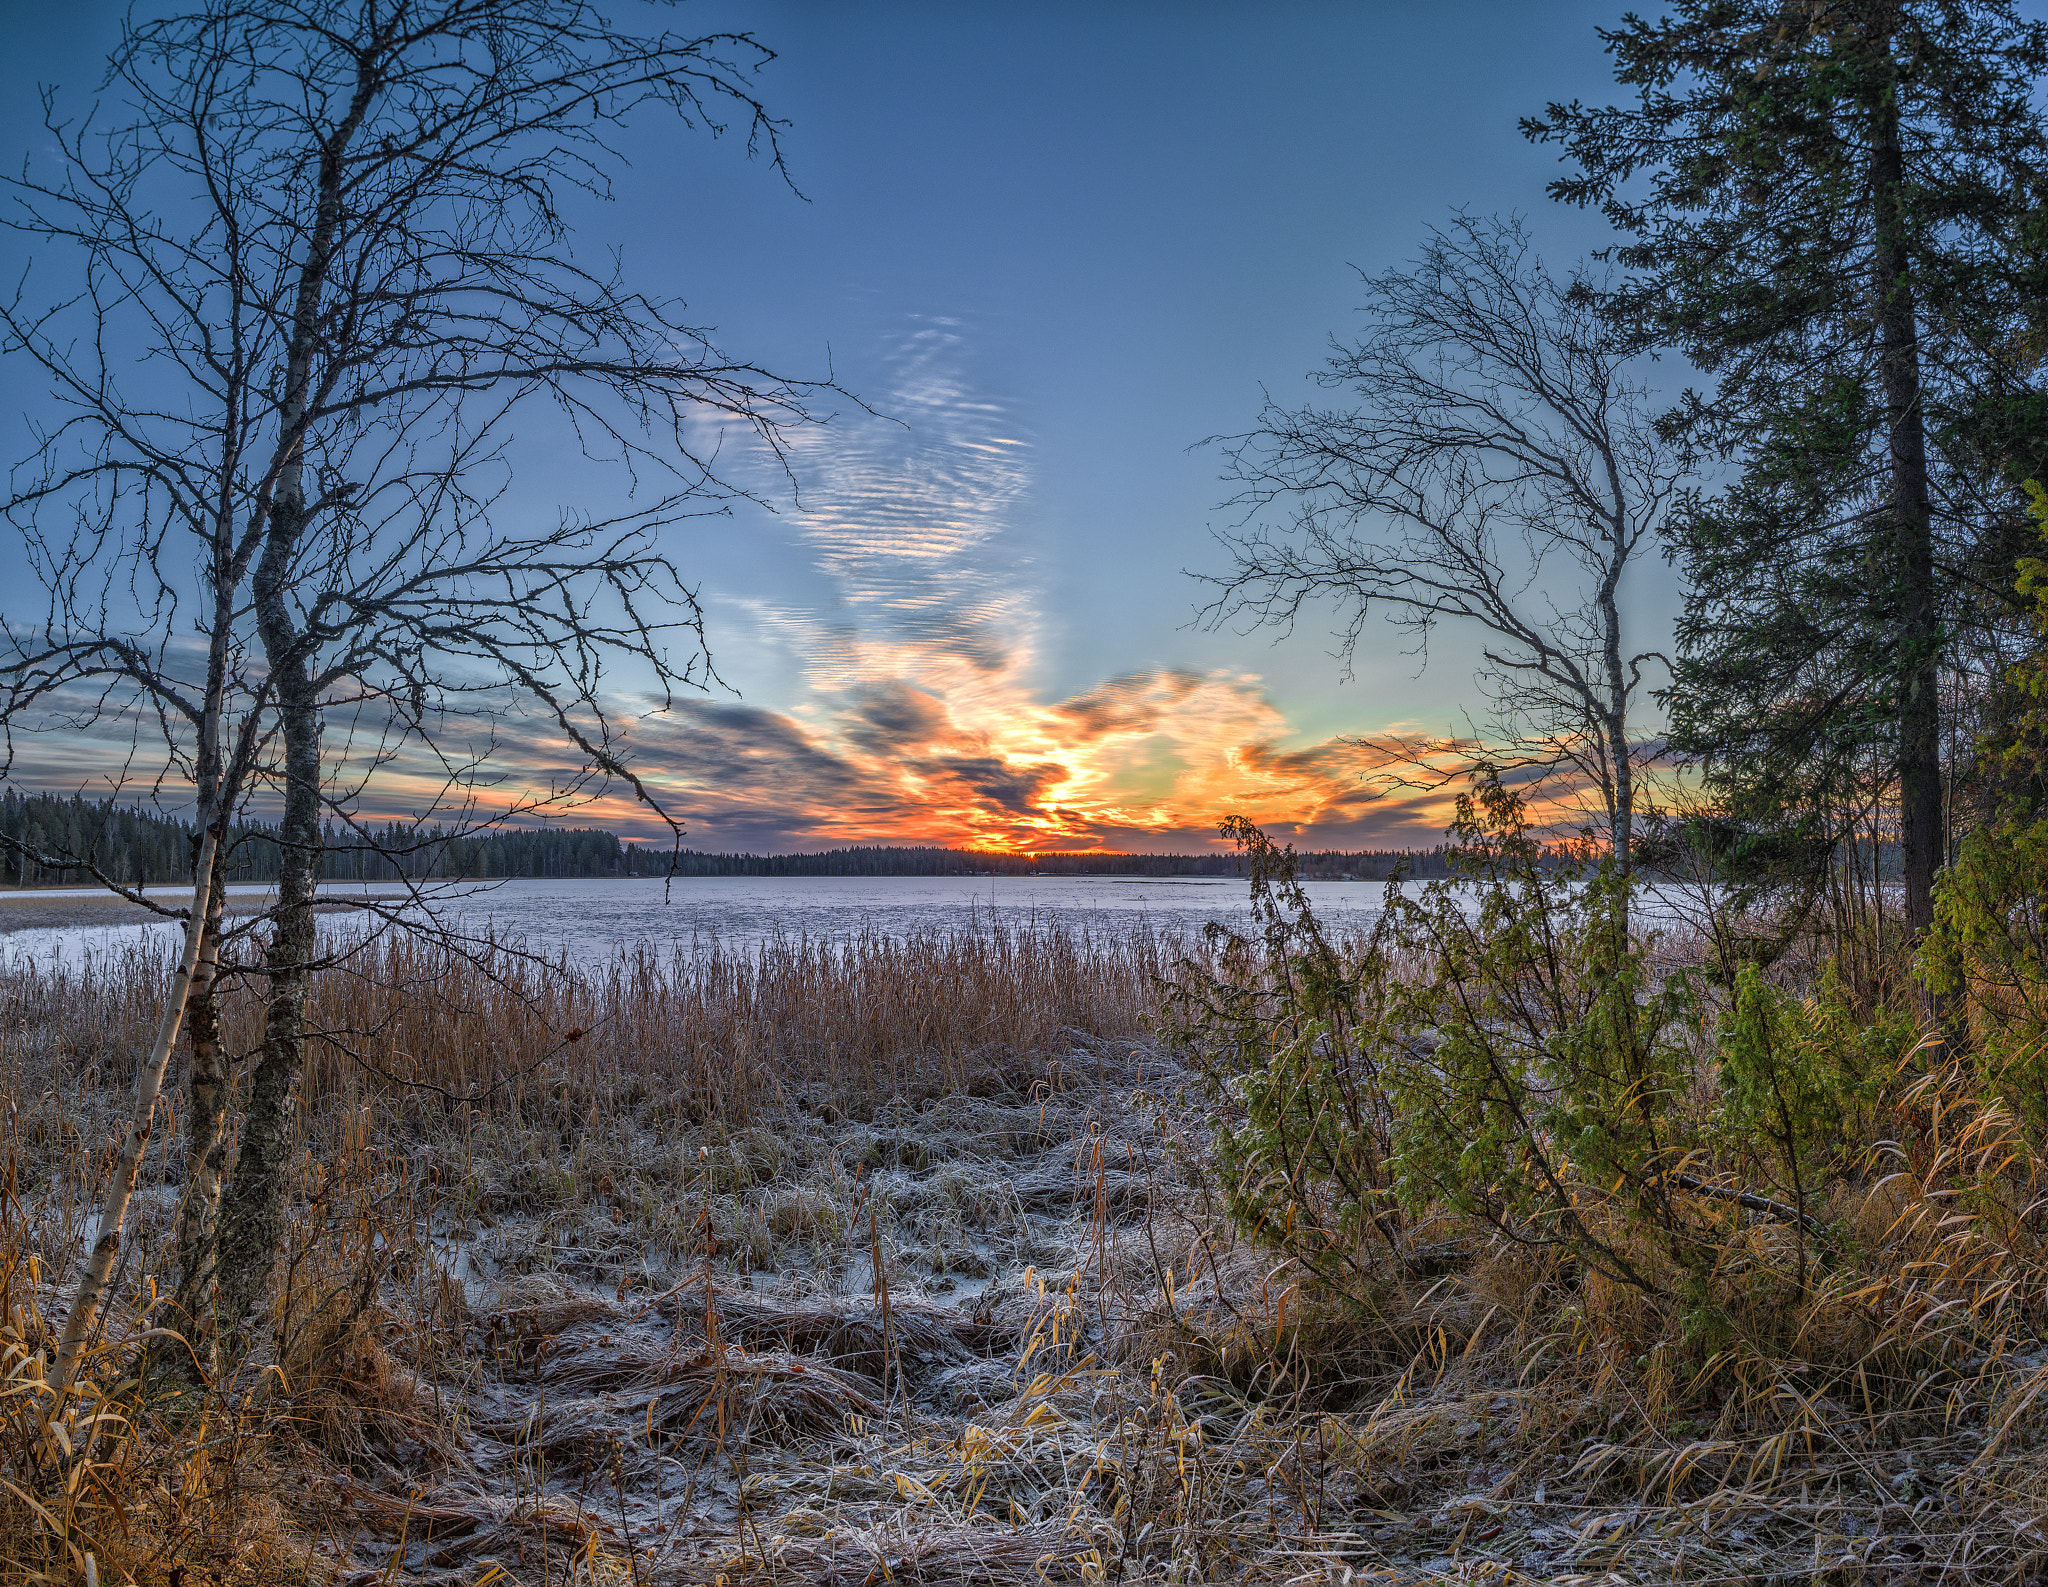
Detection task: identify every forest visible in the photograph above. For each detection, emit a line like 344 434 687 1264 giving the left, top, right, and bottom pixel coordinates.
0 793 1451 884
0 794 632 885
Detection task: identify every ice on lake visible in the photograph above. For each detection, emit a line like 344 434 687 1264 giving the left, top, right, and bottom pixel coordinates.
0 872 1397 969
0 871 1716 971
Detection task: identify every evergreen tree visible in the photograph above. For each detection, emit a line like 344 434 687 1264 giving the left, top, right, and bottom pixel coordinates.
1526 0 2048 932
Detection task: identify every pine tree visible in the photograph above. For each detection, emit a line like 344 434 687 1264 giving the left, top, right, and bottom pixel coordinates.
1526 0 2048 932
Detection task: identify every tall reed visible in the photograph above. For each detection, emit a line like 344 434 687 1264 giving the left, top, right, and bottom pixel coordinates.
294 917 1173 1123
3 913 1176 1159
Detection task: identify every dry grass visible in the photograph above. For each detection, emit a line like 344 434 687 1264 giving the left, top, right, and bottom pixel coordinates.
0 921 1176 1583
0 913 1166 1113
12 914 2048 1583
292 919 1169 1123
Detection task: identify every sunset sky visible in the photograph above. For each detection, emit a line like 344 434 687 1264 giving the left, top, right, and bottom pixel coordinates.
0 2 1684 854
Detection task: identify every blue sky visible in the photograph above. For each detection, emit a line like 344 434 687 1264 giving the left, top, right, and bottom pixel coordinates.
0 1 1684 851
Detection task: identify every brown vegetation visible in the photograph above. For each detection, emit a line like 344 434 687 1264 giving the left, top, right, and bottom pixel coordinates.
6 912 2048 1584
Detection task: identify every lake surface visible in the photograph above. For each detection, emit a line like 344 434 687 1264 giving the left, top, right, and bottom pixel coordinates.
0 873 1397 968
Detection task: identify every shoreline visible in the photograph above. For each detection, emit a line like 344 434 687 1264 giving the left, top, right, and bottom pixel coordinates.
0 891 366 934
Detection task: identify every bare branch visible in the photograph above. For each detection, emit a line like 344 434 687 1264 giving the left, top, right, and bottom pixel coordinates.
1196 213 1686 875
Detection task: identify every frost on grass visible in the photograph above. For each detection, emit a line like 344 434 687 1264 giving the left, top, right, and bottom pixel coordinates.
10 930 2048 1585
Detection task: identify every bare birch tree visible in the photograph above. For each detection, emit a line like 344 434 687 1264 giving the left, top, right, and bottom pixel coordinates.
1201 215 1683 876
1 0 832 1374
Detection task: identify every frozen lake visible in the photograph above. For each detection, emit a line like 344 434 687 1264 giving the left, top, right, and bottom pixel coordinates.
0 872 1397 969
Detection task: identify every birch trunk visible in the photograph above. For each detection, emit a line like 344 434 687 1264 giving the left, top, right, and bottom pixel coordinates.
205 51 364 1344
209 678 320 1338
166 861 230 1375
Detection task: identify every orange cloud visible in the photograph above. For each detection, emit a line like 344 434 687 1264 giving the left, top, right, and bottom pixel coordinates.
537 672 1475 855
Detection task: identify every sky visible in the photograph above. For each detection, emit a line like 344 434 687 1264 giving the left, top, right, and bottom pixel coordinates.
0 1 1681 854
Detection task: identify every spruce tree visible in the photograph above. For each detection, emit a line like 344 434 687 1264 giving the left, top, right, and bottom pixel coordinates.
1526 0 2048 933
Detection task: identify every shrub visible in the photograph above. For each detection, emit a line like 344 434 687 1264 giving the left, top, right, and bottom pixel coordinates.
1178 776 1717 1306
1163 814 1400 1302
1924 478 2048 1132
1375 778 1702 1295
1713 961 1900 1292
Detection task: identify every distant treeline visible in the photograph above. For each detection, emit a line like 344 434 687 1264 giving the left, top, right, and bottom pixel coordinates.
1 792 1450 886
628 844 1454 879
2 792 201 887
0 793 634 885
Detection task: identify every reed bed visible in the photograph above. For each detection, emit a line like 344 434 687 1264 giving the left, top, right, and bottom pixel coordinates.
285 918 1163 1128
5 913 1173 1101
